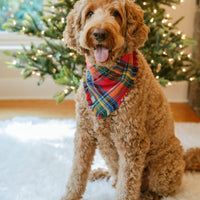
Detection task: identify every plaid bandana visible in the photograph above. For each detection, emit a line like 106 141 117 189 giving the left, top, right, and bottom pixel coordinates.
83 51 138 120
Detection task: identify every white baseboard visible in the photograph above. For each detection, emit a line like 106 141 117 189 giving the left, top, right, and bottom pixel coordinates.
0 77 188 102
162 81 189 103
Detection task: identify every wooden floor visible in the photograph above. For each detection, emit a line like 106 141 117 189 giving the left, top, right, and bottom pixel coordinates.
0 100 75 120
0 100 199 122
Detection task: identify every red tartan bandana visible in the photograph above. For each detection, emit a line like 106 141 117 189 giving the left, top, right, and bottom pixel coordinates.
83 51 139 119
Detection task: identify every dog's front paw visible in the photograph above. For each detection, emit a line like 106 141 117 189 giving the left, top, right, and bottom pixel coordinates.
139 191 161 200
61 192 82 200
61 195 77 200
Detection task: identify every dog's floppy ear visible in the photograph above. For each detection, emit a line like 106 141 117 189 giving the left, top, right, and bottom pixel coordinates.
63 0 86 54
125 0 149 51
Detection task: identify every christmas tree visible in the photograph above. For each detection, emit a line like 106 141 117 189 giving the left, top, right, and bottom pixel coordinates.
2 0 200 103
136 0 199 86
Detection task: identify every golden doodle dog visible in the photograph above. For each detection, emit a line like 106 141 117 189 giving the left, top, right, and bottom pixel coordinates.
62 0 200 199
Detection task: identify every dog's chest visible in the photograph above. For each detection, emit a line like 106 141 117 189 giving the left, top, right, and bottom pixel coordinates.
88 91 137 137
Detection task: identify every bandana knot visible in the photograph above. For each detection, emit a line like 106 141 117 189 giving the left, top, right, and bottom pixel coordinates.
83 51 138 119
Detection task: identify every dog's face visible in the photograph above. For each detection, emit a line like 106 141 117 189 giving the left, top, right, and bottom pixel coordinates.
63 0 149 66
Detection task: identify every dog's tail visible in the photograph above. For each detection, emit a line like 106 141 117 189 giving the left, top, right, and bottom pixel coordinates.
88 168 111 181
184 148 200 171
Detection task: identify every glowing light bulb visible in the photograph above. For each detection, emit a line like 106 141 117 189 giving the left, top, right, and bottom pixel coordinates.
166 14 170 18
172 5 176 9
156 76 160 79
150 18 154 23
162 19 167 23
13 20 16 25
168 82 172 86
181 34 186 40
151 60 155 64
190 77 195 81
12 60 17 65
153 9 157 14
61 18 65 23
143 2 147 5
163 51 167 55
156 64 161 73
182 68 186 72
31 56 37 61
168 23 172 27
37 50 43 54
64 89 69 94
41 30 45 35
53 68 56 73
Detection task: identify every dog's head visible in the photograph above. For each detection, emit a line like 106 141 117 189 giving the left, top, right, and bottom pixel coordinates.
63 0 149 65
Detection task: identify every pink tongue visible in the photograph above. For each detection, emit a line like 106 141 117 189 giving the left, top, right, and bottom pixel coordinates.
94 46 109 63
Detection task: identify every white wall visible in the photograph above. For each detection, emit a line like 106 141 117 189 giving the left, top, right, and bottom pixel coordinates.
0 0 197 101
165 0 196 38
0 33 70 99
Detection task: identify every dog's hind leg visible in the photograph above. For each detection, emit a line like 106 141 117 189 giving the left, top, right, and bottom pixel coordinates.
147 138 185 197
62 128 96 200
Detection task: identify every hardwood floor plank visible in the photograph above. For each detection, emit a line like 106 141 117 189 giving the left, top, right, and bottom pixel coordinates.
0 100 199 122
170 103 200 123
0 100 75 120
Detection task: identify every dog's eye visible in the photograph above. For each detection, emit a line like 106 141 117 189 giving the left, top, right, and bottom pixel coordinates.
113 10 121 19
86 11 94 18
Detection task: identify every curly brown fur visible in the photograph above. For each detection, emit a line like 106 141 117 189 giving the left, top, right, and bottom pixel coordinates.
139 191 161 200
184 148 200 171
61 0 188 200
63 0 149 67
88 168 111 181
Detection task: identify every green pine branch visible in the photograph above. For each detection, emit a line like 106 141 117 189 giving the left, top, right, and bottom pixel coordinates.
2 0 200 103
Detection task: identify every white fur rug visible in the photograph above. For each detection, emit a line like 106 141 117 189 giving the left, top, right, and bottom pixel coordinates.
0 117 200 200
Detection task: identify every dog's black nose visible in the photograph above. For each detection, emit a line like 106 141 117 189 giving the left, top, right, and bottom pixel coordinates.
93 28 108 42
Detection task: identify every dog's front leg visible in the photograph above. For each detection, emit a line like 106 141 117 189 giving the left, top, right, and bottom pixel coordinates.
113 126 150 200
62 127 96 200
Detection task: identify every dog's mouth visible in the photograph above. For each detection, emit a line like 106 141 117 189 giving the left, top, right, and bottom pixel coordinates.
94 45 111 63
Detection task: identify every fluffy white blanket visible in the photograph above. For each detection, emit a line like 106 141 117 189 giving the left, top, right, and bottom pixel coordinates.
0 117 199 200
